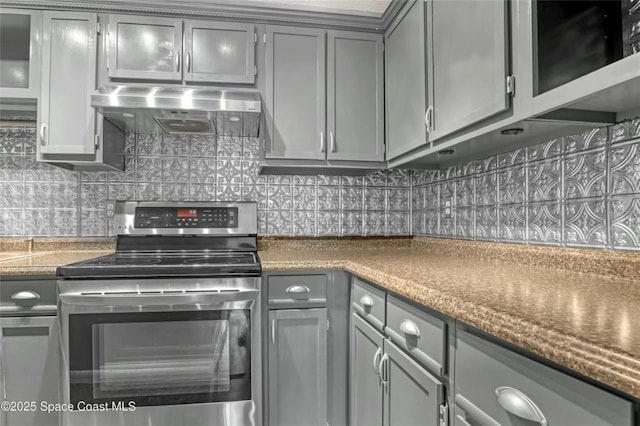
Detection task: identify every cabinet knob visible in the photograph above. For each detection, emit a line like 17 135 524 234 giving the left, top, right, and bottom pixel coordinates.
186 52 191 73
399 319 420 338
285 284 310 293
329 131 336 152
175 51 181 72
495 386 547 426
11 291 40 307
359 294 374 308
320 131 325 153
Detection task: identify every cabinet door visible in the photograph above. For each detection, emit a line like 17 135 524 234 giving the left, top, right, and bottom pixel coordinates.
265 26 326 160
0 8 41 99
0 316 59 426
184 20 255 84
327 30 384 162
268 308 327 426
350 312 384 426
383 339 444 426
428 0 510 140
39 11 97 155
385 0 428 160
107 15 182 81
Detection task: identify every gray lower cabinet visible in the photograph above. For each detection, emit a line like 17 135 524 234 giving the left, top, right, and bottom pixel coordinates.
350 313 384 426
383 339 445 426
350 282 446 426
428 0 511 140
0 316 59 426
455 327 634 426
38 11 124 170
265 25 326 161
268 308 327 426
385 0 429 160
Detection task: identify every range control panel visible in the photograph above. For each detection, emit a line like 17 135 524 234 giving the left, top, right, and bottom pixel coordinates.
134 207 238 229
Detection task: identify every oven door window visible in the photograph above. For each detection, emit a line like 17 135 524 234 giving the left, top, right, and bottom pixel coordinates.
68 310 251 407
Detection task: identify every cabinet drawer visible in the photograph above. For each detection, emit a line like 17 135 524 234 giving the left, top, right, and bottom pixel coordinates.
0 278 57 316
351 277 385 332
385 296 446 376
267 274 327 306
455 328 634 426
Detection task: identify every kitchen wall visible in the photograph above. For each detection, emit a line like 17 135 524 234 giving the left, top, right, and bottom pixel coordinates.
0 127 411 237
2 119 639 249
412 119 640 250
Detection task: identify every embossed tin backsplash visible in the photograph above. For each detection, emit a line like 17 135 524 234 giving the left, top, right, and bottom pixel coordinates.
1 119 639 249
412 119 640 250
0 130 411 237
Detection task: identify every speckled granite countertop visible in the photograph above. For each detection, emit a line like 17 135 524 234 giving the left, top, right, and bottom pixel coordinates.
0 251 113 276
260 244 640 400
1 236 639 399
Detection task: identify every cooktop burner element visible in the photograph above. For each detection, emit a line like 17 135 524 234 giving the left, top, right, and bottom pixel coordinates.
57 202 260 279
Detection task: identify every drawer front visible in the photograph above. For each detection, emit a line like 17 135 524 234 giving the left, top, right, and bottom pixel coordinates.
455 328 634 426
351 277 385 332
267 274 327 306
0 278 57 316
385 296 446 377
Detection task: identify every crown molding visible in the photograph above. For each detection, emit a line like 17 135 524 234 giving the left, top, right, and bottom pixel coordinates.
2 0 407 31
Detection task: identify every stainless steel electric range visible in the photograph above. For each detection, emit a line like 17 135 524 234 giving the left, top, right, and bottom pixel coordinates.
56 201 262 426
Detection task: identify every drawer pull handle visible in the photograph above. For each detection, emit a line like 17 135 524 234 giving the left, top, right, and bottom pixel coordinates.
360 295 374 307
372 347 382 377
495 386 548 426
379 353 389 386
11 291 40 307
399 319 420 338
285 285 310 293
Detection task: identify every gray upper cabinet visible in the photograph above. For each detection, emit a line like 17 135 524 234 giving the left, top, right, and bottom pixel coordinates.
428 0 511 140
265 25 326 160
39 11 98 156
268 308 328 426
105 15 255 84
350 313 384 426
327 30 384 162
0 8 42 100
38 11 124 170
385 0 428 160
383 339 445 426
0 316 59 426
262 25 386 172
107 15 183 81
184 20 255 84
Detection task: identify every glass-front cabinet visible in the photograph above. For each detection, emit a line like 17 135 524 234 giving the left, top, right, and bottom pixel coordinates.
105 14 255 84
0 8 41 99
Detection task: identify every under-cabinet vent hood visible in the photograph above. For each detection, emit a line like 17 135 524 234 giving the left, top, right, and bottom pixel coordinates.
91 86 262 137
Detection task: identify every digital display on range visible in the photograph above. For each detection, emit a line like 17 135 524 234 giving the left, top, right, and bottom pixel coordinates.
177 208 197 218
134 207 239 229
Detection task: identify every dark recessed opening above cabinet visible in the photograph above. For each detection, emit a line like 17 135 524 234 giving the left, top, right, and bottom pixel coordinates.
534 0 626 95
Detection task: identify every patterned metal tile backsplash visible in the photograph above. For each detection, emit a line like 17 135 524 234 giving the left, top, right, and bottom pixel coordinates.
412 119 640 250
0 129 410 237
2 119 639 249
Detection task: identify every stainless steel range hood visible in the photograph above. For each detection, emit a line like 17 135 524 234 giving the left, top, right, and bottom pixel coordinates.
91 86 262 137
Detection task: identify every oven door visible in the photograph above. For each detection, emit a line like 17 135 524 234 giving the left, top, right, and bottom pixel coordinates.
58 290 259 409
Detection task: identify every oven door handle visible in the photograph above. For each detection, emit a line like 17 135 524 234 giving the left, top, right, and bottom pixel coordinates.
58 290 259 306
